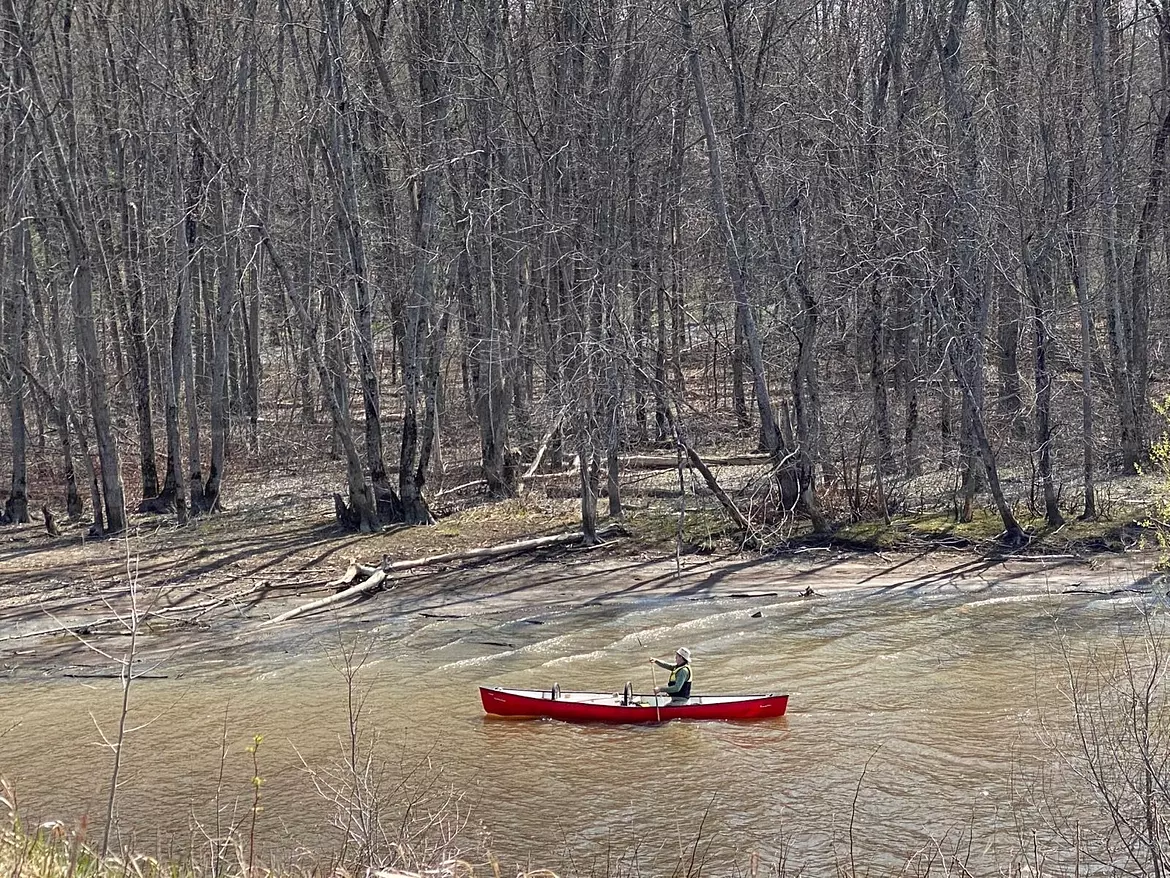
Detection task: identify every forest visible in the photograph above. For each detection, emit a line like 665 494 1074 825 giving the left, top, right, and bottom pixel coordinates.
1 0 1168 547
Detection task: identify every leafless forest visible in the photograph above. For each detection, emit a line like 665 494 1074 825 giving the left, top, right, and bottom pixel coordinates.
1 0 1168 544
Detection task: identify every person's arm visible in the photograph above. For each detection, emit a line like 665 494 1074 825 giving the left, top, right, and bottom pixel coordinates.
650 658 674 670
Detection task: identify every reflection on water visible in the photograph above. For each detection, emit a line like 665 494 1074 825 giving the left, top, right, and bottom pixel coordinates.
0 584 1153 874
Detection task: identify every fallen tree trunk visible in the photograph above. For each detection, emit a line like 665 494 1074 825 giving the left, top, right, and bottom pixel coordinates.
261 527 618 626
679 440 751 532
434 479 487 499
619 453 772 470
330 562 380 588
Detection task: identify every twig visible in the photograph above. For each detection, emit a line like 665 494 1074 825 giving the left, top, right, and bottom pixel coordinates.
100 546 143 857
847 744 883 878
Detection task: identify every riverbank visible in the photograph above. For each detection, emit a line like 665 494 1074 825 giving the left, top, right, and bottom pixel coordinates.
0 808 526 878
1 472 1162 681
1 454 1166 683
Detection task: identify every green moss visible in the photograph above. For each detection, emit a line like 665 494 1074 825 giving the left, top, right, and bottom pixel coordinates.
831 520 907 550
825 510 1143 555
624 508 738 552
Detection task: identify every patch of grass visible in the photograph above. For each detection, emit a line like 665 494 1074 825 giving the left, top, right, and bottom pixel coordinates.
359 495 583 563
826 511 1006 551
1026 516 1148 554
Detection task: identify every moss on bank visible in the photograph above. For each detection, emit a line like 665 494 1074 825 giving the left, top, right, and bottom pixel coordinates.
830 511 1148 555
617 503 1150 560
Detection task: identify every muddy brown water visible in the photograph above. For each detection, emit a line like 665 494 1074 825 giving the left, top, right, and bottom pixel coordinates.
0 570 1156 876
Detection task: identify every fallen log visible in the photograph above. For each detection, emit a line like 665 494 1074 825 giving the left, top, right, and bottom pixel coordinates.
258 569 389 627
434 479 487 499
679 440 751 533
330 562 379 589
261 527 618 626
620 453 772 470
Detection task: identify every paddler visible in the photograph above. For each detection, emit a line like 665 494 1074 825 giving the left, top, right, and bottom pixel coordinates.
649 646 693 701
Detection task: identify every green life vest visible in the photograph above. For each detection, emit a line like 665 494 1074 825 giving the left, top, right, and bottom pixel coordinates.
668 664 693 698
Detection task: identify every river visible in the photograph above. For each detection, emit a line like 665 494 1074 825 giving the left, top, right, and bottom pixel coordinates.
0 563 1158 876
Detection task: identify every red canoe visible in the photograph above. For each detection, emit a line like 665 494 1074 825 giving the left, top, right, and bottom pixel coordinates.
480 686 789 723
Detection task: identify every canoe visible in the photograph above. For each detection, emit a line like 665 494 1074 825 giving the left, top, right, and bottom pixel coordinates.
479 685 789 723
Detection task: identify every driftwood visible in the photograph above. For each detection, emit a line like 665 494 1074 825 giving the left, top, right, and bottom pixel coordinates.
329 562 380 589
262 527 616 626
679 440 751 532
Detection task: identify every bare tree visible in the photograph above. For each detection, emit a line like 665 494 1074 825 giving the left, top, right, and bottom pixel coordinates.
935 0 1025 544
9 0 127 533
1 4 29 525
681 0 826 531
397 0 448 526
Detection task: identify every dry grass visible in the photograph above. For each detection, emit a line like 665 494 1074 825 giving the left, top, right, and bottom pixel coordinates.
0 780 561 878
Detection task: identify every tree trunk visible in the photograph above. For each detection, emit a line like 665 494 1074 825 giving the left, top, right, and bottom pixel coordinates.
398 0 445 526
16 36 127 533
255 223 379 532
937 0 1024 544
1 37 29 524
450 0 523 500
1024 237 1064 527
785 189 828 531
71 376 105 536
3 222 29 525
35 217 83 520
320 0 389 500
1067 171 1097 518
97 12 158 501
680 0 779 454
580 443 599 545
177 13 207 514
202 181 237 513
159 37 188 523
1089 0 1141 474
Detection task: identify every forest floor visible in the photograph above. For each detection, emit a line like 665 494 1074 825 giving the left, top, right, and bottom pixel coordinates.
2 447 1168 681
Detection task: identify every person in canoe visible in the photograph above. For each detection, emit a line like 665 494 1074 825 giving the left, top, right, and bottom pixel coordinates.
650 647 693 701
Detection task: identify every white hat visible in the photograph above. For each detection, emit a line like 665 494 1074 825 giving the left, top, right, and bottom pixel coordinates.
676 647 691 662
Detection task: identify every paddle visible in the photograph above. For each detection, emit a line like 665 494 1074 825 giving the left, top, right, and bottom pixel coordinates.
635 634 662 721
648 659 661 721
